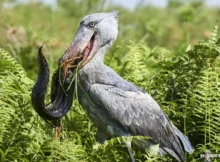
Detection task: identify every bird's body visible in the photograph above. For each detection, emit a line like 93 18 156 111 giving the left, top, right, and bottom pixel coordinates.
77 44 192 162
74 11 193 162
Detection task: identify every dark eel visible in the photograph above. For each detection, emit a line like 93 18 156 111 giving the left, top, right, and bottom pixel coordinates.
31 46 75 121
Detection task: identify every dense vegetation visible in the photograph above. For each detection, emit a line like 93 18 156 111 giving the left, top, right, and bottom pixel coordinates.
0 0 220 161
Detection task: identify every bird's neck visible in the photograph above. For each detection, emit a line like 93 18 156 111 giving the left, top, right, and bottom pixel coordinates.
91 46 106 65
82 43 110 70
78 44 109 88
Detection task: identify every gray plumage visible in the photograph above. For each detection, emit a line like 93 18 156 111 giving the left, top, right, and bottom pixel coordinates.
71 11 194 162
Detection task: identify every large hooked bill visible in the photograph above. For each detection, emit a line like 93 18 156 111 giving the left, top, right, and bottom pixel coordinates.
59 26 99 83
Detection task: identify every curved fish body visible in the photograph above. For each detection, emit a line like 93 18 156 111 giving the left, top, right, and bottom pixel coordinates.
31 46 75 120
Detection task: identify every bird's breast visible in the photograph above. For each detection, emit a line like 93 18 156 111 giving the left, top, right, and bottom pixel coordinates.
77 84 107 130
77 84 128 138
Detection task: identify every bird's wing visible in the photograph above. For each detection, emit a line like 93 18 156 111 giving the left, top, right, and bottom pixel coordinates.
89 83 174 142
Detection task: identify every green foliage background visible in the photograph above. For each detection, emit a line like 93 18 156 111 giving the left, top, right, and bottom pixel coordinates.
0 0 220 161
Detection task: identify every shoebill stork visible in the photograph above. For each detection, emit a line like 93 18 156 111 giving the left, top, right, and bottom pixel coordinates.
32 11 194 161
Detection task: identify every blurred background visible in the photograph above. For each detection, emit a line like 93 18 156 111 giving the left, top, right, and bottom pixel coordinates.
0 0 220 79
1 1 220 161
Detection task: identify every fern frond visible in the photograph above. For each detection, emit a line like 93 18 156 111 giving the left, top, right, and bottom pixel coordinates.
192 68 220 152
208 25 218 45
124 43 150 82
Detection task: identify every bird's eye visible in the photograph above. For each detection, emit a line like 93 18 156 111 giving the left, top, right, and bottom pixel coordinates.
88 22 95 28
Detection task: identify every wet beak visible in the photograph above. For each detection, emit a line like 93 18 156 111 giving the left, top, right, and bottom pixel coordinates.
60 26 99 68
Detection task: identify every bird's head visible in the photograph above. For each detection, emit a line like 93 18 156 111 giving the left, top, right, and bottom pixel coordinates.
60 11 119 68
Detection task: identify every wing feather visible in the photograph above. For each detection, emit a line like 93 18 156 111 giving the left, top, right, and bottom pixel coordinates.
89 83 173 142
